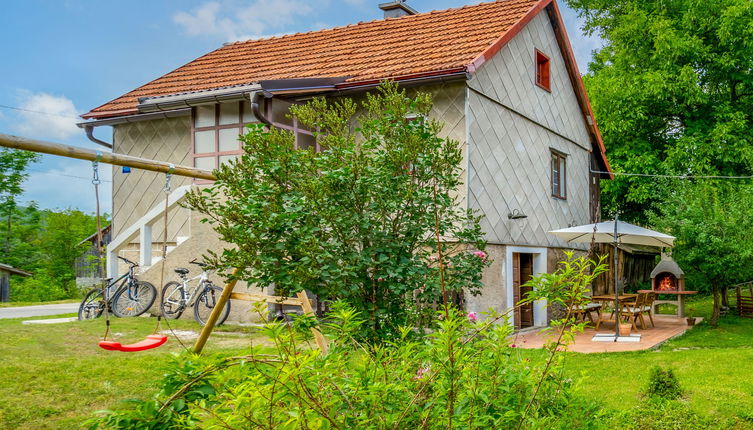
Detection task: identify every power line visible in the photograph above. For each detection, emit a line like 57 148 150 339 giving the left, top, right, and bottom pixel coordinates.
0 104 81 120
26 168 113 183
591 170 753 180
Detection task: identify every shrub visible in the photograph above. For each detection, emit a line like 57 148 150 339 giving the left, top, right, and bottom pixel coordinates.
10 272 68 302
645 366 682 400
90 304 603 429
185 82 490 341
609 398 725 430
89 254 609 429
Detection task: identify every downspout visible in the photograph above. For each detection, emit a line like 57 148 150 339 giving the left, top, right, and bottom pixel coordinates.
84 125 113 149
251 91 272 126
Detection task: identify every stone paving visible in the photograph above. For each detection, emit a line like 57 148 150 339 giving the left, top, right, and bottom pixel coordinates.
514 315 702 353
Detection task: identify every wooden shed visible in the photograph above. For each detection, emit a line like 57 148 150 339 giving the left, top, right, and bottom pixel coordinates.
0 263 32 302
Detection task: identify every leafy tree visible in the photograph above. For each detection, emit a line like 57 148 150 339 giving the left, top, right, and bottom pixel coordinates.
0 148 39 255
3 205 102 300
566 0 753 222
652 181 753 325
0 204 43 270
187 82 489 341
35 209 100 296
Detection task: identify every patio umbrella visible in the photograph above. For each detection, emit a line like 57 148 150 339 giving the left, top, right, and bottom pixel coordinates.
549 217 675 340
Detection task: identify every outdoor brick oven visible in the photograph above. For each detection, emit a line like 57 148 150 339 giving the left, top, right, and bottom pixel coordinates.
651 253 685 292
644 253 695 317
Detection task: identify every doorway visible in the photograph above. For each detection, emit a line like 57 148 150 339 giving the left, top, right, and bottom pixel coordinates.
513 253 535 329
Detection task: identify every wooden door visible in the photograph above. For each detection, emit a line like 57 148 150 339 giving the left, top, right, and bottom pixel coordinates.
513 253 535 329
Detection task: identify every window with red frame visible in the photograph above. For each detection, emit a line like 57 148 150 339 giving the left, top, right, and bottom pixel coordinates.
535 49 551 92
192 101 255 171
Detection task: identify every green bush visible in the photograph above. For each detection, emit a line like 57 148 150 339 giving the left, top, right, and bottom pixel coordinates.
645 366 682 400
90 303 604 429
10 273 69 302
610 399 725 430
186 82 490 342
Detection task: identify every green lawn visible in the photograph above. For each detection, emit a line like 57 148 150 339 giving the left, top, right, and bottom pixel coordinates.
557 296 753 428
0 314 263 429
2 296 752 428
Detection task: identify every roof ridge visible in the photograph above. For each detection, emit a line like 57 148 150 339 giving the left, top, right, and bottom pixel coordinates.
222 0 514 46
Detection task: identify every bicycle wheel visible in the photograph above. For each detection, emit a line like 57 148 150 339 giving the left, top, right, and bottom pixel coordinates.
78 288 105 321
193 285 230 326
160 281 186 319
111 281 157 317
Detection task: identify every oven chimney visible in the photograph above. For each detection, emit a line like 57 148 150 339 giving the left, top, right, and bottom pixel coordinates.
378 0 418 18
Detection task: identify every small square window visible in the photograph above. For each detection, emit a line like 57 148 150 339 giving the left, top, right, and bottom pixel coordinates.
535 50 551 92
551 150 566 199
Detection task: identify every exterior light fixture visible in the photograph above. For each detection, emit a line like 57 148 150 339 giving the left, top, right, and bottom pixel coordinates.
508 209 527 220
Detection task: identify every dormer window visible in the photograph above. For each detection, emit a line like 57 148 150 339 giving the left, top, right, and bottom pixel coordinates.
535 49 551 92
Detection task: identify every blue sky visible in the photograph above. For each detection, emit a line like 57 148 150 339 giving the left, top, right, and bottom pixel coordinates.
0 0 601 213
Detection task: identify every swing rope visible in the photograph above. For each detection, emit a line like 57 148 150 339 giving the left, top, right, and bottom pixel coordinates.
93 160 168 352
92 155 112 341
157 166 189 351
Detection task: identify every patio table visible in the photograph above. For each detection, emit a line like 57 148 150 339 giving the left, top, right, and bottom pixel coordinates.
591 294 638 330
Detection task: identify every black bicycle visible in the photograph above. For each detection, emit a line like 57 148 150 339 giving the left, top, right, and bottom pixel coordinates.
78 256 158 320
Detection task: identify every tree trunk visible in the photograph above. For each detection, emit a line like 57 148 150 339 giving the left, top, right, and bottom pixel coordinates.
4 210 11 256
711 285 722 327
721 286 730 309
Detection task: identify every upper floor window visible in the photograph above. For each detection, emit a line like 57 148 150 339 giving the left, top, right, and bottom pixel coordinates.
192 101 255 171
551 150 566 200
535 49 551 92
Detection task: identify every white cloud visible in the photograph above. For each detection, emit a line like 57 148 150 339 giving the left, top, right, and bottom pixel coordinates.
15 91 81 141
174 0 315 42
21 159 113 213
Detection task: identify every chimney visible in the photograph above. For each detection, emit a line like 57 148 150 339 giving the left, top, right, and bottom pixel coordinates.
378 0 418 18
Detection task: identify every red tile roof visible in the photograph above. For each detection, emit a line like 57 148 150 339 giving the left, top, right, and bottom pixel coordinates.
83 0 541 119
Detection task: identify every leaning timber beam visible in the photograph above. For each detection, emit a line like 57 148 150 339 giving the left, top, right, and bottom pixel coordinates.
0 133 215 181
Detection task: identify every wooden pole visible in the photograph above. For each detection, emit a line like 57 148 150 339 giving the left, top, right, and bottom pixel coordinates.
296 290 329 354
0 133 215 181
193 268 241 354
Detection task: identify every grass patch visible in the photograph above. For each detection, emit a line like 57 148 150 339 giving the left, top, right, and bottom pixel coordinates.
543 295 753 428
3 294 753 428
0 314 265 429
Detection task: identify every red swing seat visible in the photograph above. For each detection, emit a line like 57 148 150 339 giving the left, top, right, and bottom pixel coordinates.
99 334 168 352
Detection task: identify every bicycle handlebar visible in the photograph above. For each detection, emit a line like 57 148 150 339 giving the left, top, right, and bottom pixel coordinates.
190 258 208 268
117 256 138 267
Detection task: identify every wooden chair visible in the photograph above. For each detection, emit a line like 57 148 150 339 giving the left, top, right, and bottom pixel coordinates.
572 302 602 326
622 293 655 329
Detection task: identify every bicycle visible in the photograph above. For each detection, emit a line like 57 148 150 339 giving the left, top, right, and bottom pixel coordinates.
160 259 231 326
78 256 158 320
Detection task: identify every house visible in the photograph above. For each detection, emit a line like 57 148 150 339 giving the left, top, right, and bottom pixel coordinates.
78 0 612 328
0 263 32 302
75 224 111 290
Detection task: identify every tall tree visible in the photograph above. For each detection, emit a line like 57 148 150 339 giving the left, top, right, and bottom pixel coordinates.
0 148 39 256
187 83 489 341
566 0 753 222
36 209 100 296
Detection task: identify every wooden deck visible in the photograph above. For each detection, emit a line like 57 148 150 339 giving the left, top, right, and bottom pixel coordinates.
514 315 702 353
